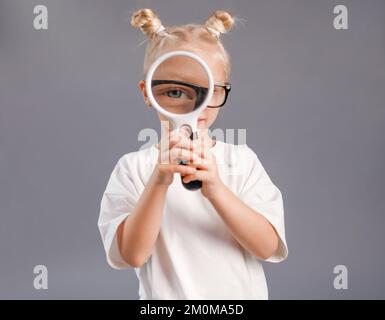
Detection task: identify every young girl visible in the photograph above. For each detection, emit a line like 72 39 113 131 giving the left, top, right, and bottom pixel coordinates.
98 8 288 300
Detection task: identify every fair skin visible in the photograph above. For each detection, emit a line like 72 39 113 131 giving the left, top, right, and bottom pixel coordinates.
117 43 280 268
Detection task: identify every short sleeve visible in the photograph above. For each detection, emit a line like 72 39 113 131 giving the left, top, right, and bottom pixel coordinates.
239 145 288 263
98 155 141 269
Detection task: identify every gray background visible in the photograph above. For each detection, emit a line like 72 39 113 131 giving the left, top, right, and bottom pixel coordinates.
1 0 384 299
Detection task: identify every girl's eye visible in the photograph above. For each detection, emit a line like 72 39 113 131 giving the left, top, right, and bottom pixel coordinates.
167 89 183 98
165 89 190 99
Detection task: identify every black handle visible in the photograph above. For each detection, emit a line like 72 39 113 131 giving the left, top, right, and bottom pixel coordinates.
180 130 202 191
181 178 202 190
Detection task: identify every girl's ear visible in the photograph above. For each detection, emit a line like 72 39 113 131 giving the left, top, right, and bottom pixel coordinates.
138 80 151 107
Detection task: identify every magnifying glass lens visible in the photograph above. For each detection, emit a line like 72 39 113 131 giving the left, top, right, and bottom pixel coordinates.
151 55 209 115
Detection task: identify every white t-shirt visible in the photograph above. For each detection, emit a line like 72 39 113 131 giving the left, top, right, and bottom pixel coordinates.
98 140 288 299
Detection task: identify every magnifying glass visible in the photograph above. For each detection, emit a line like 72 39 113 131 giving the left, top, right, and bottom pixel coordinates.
145 50 214 190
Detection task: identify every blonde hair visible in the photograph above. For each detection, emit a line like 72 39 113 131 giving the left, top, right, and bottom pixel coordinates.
131 8 235 79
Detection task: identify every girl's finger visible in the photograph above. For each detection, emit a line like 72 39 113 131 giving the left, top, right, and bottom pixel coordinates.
170 164 197 175
169 148 202 164
192 136 213 159
171 130 194 147
184 157 213 170
159 133 193 152
173 134 194 150
159 131 180 151
169 128 191 141
163 129 185 148
189 150 217 168
159 146 201 165
182 170 208 183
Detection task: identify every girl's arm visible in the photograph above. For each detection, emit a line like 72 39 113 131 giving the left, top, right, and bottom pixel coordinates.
117 132 198 268
181 136 279 260
207 183 279 260
116 167 169 268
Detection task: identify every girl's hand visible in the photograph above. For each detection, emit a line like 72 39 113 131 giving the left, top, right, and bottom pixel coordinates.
182 134 224 199
154 129 200 186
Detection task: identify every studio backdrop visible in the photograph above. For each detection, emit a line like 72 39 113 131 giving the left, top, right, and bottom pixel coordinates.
0 0 384 299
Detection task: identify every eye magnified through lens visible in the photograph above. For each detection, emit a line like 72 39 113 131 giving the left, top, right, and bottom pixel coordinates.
151 79 208 114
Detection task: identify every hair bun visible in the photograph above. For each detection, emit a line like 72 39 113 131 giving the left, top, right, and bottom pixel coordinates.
204 10 234 38
131 8 165 38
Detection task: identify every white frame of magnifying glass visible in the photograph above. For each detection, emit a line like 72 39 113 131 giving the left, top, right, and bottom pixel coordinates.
145 50 214 133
